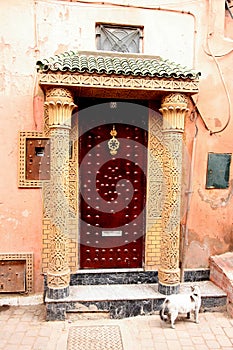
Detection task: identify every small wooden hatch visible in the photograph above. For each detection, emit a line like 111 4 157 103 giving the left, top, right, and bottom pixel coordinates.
0 260 26 293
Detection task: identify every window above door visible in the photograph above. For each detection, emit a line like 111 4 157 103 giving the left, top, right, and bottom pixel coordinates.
96 23 143 53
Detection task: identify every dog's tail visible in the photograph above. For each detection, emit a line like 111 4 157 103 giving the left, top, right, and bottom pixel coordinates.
159 300 169 322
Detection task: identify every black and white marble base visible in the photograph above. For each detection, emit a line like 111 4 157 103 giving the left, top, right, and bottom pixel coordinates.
45 280 227 321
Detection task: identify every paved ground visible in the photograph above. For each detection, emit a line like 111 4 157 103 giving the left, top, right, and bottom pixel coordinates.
0 304 233 350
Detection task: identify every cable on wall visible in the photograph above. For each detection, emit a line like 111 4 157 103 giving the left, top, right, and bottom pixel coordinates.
199 0 232 135
204 38 232 135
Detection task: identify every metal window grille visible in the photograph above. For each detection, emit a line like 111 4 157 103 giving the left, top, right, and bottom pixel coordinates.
96 24 143 53
225 0 233 18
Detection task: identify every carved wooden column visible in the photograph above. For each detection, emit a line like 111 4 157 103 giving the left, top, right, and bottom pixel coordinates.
45 88 76 299
158 93 189 295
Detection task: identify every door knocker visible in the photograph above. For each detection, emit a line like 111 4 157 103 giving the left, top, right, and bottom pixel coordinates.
108 125 120 155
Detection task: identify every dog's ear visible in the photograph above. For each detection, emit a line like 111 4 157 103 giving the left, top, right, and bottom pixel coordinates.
191 286 195 292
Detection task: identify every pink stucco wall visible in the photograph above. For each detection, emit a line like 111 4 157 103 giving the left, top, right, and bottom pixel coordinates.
0 0 233 292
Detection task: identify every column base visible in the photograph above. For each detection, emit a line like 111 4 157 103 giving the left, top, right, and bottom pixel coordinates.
47 285 70 300
158 282 180 295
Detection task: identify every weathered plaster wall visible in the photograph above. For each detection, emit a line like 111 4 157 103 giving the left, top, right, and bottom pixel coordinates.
1 0 233 292
181 0 233 268
0 0 45 292
183 116 233 268
35 0 194 66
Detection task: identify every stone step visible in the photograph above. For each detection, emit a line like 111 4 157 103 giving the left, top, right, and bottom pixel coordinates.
69 268 210 286
45 280 227 321
210 252 233 317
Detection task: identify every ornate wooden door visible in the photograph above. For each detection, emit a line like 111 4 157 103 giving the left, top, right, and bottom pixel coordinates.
79 101 148 269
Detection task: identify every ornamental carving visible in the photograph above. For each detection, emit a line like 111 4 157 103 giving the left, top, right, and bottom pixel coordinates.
46 87 74 100
45 88 76 129
18 131 46 188
147 109 163 218
48 225 69 273
158 267 180 285
47 128 71 289
159 132 183 285
38 73 199 93
158 94 190 286
162 93 188 105
44 88 76 292
47 268 70 288
39 68 194 291
159 93 189 132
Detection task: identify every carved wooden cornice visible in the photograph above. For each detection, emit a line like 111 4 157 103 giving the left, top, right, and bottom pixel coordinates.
38 72 199 94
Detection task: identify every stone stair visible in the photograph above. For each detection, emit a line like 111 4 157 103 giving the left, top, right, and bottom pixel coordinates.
45 271 227 321
210 252 233 317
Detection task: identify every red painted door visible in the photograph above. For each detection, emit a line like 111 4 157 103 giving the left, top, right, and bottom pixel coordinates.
79 101 148 269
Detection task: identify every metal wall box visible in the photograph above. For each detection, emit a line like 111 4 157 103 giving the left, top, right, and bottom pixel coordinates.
206 153 232 189
18 132 50 187
0 260 26 293
26 138 50 180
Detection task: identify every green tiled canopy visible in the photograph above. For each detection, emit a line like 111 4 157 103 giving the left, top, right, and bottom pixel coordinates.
37 51 200 80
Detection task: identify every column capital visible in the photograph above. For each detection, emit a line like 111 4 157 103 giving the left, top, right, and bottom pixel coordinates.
45 87 76 129
159 93 189 132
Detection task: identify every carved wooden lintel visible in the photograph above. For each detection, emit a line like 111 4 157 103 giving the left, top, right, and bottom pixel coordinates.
38 73 199 94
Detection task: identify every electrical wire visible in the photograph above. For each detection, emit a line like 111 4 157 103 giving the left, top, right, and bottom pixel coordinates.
203 44 233 58
205 33 232 135
39 0 202 9
203 0 233 57
199 0 232 135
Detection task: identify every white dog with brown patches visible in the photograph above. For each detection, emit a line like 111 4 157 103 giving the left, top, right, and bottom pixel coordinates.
159 285 201 329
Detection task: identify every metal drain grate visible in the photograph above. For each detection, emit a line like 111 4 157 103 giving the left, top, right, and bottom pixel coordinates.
67 325 123 350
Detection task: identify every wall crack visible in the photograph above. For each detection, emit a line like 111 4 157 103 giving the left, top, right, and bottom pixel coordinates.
198 180 233 209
